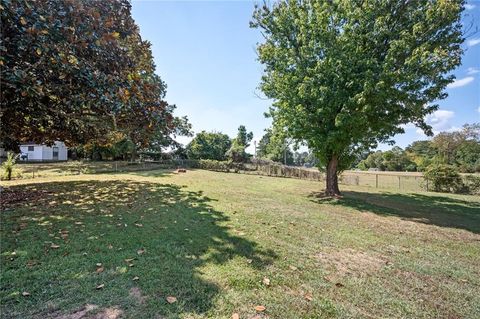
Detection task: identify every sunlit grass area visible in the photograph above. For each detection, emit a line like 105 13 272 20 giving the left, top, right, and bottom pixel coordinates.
1 170 479 318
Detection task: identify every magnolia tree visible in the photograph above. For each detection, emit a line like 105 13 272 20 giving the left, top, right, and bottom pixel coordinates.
252 0 464 195
1 0 177 151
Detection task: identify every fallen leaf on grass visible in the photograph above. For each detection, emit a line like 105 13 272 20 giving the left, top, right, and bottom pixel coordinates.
304 293 313 301
137 248 146 255
166 296 177 304
254 305 266 312
289 265 298 271
135 223 143 227
96 284 104 290
96 267 104 273
262 277 270 286
246 259 253 264
50 244 60 249
124 258 135 263
232 313 239 319
22 291 30 296
132 276 139 281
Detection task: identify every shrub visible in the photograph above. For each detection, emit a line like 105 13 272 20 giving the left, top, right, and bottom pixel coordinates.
463 175 480 195
424 163 465 193
1 152 19 180
198 159 231 172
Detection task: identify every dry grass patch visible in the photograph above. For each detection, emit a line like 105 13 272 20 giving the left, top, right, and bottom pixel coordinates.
317 248 392 280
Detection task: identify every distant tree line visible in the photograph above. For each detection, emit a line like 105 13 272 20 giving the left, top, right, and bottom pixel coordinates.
183 125 320 167
185 125 253 163
357 123 480 173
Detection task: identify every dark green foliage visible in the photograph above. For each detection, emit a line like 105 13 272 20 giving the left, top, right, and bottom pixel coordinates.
431 124 480 172
187 131 231 161
464 175 480 195
359 124 480 173
141 115 193 159
424 163 464 193
227 125 253 162
358 147 417 171
0 0 176 150
235 125 253 148
256 128 293 165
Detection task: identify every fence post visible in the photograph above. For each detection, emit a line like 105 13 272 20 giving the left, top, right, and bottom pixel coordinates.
398 176 401 190
375 174 378 188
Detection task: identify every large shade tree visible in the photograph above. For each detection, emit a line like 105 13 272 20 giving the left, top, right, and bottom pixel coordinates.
251 0 464 195
1 0 175 151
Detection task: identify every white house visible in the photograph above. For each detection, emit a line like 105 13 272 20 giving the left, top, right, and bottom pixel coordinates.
19 141 68 161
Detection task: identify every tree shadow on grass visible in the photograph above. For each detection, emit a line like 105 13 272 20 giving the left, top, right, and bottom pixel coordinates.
309 190 480 234
1 180 277 318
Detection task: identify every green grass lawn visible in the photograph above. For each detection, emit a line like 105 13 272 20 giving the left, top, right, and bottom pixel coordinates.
1 170 479 318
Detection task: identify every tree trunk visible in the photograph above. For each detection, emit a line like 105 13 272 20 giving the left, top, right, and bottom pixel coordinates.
325 155 341 196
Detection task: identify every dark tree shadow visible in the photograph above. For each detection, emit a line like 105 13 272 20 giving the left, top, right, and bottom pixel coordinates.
1 180 277 318
309 190 480 234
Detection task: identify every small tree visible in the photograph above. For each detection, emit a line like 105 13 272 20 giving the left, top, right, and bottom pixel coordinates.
187 131 231 161
227 125 253 162
1 152 19 180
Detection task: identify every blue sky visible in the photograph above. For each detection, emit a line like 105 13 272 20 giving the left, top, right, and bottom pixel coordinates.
132 0 480 152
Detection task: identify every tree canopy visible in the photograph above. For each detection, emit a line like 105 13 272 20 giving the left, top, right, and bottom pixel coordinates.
251 0 464 195
1 0 178 151
186 131 232 161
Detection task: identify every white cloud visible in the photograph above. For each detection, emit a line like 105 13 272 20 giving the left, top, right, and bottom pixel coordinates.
447 76 474 88
465 4 476 10
467 67 480 75
421 110 456 135
467 38 480 47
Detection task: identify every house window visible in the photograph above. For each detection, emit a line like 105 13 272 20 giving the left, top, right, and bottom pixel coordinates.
28 146 34 151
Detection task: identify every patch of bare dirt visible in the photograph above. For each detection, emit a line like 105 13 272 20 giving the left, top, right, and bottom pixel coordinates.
51 305 123 319
129 287 147 304
317 248 391 280
355 210 480 242
53 304 98 319
91 307 123 319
